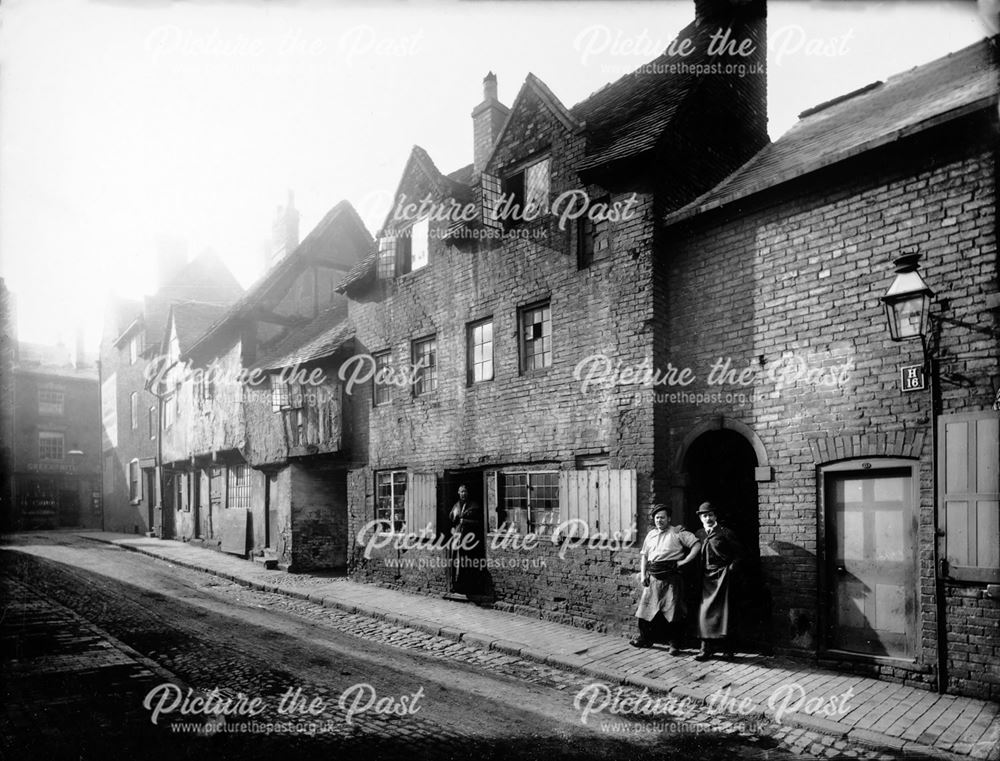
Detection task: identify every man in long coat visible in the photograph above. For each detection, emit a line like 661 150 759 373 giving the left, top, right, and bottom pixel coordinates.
694 501 742 660
449 484 484 596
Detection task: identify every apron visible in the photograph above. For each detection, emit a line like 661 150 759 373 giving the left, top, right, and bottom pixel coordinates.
635 570 685 622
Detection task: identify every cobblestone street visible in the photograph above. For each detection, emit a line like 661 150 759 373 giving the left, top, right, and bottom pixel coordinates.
2 534 916 759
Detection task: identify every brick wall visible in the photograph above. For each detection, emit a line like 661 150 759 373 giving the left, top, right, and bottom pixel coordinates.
287 462 348 571
660 117 998 698
345 95 659 629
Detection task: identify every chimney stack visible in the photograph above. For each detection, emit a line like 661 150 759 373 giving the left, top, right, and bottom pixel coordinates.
472 72 509 174
268 189 300 270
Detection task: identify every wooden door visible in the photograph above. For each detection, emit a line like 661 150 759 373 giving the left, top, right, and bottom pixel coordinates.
827 468 916 658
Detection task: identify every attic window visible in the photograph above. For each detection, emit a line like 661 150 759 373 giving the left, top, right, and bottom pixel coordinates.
502 157 550 224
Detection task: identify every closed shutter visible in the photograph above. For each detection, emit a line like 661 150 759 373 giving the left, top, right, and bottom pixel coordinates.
939 411 1000 582
558 469 637 539
405 472 437 537
480 173 503 230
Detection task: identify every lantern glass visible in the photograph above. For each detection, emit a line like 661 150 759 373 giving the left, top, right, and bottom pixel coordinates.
892 294 928 340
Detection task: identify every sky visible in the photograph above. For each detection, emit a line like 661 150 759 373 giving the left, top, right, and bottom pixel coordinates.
0 0 992 352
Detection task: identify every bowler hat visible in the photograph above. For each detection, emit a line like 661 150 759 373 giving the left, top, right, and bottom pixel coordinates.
695 502 716 515
649 503 671 519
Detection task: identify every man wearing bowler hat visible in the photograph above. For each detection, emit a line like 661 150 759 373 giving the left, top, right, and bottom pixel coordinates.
630 503 701 654
694 501 743 661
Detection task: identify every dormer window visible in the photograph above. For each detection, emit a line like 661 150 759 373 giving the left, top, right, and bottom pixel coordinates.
502 157 550 224
378 217 430 278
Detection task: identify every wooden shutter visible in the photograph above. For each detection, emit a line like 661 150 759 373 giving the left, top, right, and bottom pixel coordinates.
939 411 1000 582
558 469 637 539
405 472 437 537
485 470 499 532
480 173 503 230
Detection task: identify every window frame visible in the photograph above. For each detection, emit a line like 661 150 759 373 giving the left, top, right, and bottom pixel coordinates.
148 405 157 440
501 155 550 227
227 464 251 509
38 388 65 416
411 335 438 397
499 470 560 535
130 391 139 430
518 301 552 373
372 350 392 406
375 469 408 534
467 318 494 385
38 431 65 461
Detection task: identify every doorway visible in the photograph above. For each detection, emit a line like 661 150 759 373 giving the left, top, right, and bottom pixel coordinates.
682 428 768 647
824 464 917 659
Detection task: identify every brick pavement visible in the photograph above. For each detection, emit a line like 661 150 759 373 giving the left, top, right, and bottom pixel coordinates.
82 531 1000 761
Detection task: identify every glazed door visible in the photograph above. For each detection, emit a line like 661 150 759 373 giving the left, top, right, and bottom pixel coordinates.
827 468 917 658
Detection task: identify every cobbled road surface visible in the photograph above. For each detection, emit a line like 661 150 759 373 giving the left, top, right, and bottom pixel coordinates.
1 533 898 761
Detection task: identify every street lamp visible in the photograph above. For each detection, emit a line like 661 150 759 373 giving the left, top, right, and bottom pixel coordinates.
881 252 934 341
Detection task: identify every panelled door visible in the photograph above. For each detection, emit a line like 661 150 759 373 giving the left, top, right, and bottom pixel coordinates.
827 466 917 659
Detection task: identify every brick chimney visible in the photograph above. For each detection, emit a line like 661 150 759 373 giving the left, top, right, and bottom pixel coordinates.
472 72 510 174
268 189 300 269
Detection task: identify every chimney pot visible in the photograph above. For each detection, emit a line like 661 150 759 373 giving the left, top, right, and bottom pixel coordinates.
483 71 498 102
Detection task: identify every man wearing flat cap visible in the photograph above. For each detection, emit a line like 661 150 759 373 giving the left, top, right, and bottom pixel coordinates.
694 502 743 661
630 503 701 654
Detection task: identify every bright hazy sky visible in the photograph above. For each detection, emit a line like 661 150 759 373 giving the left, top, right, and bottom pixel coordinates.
0 0 991 351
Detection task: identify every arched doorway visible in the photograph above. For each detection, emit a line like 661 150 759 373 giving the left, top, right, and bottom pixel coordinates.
681 428 771 651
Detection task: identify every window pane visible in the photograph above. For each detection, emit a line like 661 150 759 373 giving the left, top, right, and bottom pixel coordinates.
521 304 551 372
412 338 437 396
373 352 391 405
525 158 550 212
469 320 494 383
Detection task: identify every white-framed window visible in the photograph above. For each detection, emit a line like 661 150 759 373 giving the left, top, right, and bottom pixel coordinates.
500 470 559 535
467 319 494 384
128 459 141 502
148 406 156 440
38 431 64 461
519 301 551 372
376 470 407 533
38 388 65 416
130 391 139 430
373 351 392 406
411 336 437 397
227 464 251 509
271 376 302 412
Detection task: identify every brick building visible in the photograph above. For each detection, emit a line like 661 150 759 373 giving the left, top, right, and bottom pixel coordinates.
100 249 243 534
338 0 767 625
659 38 999 699
0 279 14 529
333 9 999 700
155 200 370 570
7 341 101 530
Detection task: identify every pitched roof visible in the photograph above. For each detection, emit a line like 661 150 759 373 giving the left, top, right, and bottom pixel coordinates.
570 17 721 171
252 303 354 371
169 301 232 353
186 200 371 357
143 250 244 346
665 36 999 225
335 249 378 294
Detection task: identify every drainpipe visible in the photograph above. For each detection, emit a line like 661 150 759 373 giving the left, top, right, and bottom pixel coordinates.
927 340 948 695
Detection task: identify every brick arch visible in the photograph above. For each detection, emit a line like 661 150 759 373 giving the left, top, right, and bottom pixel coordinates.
671 416 769 475
806 429 927 464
